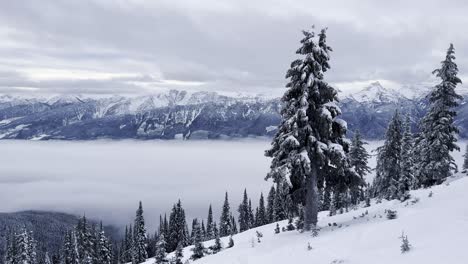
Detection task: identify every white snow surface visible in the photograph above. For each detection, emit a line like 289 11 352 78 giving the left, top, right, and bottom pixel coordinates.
138 175 468 264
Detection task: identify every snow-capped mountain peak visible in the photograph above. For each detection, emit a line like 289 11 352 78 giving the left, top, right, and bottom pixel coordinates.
349 81 405 103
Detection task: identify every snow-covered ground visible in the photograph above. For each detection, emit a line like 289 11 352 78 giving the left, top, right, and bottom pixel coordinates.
141 174 468 264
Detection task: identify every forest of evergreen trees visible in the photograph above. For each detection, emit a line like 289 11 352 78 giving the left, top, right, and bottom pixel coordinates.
3 27 465 264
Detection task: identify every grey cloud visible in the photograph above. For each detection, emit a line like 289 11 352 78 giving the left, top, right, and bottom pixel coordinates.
0 0 467 94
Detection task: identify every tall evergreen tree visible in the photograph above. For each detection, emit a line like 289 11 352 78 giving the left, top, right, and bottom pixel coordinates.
230 216 238 234
273 183 286 221
372 111 403 200
415 44 462 187
266 186 276 223
206 205 215 240
76 215 95 264
167 200 189 252
398 115 414 199
265 27 355 231
132 201 148 264
219 192 232 237
248 199 255 228
154 234 168 264
237 189 250 232
257 193 267 226
96 223 112 264
348 130 371 203
190 221 205 260
62 231 80 264
173 242 183 264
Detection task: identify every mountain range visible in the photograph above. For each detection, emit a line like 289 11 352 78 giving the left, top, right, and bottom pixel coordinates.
0 82 467 140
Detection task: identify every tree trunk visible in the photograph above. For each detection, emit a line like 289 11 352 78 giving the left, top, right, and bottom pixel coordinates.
304 161 319 231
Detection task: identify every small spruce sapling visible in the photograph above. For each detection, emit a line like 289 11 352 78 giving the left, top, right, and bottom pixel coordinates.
286 218 295 231
386 210 397 220
227 236 234 248
256 231 263 243
400 232 411 253
274 223 280 234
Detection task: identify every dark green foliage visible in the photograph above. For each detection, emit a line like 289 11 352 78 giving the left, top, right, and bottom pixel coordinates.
266 27 357 231
219 193 232 237
415 44 462 187
373 111 403 200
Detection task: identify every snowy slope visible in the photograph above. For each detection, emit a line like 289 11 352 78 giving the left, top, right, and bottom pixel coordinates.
141 175 468 264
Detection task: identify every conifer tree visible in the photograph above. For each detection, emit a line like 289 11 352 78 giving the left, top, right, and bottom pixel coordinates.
273 183 286 221
62 231 80 264
97 223 112 264
5 231 16 264
372 111 403 200
219 192 232 237
173 242 183 264
257 193 267 226
154 234 168 264
168 200 189 252
206 205 215 240
266 27 355 231
349 130 371 203
132 201 148 264
415 44 462 187
190 221 205 260
398 115 414 199
210 233 222 254
248 199 255 229
227 236 234 248
76 215 95 264
237 189 250 232
266 186 276 223
230 216 238 234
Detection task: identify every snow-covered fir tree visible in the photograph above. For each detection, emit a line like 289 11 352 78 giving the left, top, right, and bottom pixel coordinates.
206 205 215 240
227 236 234 248
96 223 112 264
154 234 168 264
273 183 286 221
398 115 414 199
256 193 267 226
415 44 462 187
173 242 183 264
265 27 357 231
372 111 403 200
62 231 80 264
219 192 232 237
348 130 371 203
190 221 205 260
132 201 148 264
75 215 95 264
230 216 238 234
248 199 255 229
167 200 189 252
237 189 250 232
266 186 276 223
6 228 38 264
210 232 223 254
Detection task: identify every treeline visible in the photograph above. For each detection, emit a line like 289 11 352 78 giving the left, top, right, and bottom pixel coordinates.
117 187 294 264
4 216 112 264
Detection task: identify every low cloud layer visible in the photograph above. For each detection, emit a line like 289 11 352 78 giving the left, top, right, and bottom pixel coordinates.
0 140 273 230
0 0 467 94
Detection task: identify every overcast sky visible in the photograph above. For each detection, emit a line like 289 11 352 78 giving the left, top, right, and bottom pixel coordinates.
0 0 467 95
